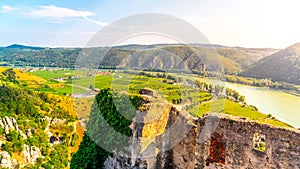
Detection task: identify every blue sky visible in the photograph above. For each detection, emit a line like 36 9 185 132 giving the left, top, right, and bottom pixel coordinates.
1 0 300 48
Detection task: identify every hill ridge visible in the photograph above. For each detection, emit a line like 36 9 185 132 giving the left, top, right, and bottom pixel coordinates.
240 43 300 84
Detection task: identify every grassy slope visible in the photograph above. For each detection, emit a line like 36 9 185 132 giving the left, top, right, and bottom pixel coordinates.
189 99 290 127
29 70 87 95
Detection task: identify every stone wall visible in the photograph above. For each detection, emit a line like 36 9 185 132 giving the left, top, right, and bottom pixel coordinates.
195 114 300 168
104 103 300 169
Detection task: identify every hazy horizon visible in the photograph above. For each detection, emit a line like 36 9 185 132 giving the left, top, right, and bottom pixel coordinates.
0 42 288 49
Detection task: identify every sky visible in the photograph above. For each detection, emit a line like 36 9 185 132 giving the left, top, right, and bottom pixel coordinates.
1 0 300 48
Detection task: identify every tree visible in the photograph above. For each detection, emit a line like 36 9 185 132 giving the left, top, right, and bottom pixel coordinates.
214 85 224 94
195 80 202 88
172 99 177 104
225 88 232 96
0 127 5 135
208 84 212 92
89 85 94 90
7 130 19 142
70 134 109 169
232 91 240 101
49 144 69 168
178 77 183 83
239 96 246 103
2 68 17 83
70 88 141 169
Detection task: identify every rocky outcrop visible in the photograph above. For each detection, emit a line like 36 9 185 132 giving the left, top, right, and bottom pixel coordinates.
41 116 66 125
0 116 27 139
23 144 41 164
103 152 134 169
103 100 300 169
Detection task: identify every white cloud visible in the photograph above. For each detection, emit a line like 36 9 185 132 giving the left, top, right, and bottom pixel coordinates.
22 5 108 25
0 5 18 13
83 16 108 26
25 5 94 19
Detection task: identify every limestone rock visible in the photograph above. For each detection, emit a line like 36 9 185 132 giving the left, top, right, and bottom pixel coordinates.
40 116 51 123
4 116 13 129
26 129 32 137
0 119 4 128
0 151 12 169
50 118 66 125
23 144 41 164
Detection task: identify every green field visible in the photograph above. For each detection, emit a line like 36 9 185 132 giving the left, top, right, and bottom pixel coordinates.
69 74 212 102
28 78 86 95
189 99 290 127
31 69 293 128
31 69 87 80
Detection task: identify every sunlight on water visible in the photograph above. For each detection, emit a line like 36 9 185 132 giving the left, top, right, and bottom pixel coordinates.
225 82 300 128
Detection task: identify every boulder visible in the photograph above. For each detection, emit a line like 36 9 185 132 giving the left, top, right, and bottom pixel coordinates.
26 129 32 137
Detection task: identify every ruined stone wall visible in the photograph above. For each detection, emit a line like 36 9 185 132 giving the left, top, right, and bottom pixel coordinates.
195 114 300 169
104 103 300 169
144 112 300 169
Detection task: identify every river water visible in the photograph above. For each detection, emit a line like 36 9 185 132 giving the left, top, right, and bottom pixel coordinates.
224 82 300 128
174 74 300 128
193 76 300 128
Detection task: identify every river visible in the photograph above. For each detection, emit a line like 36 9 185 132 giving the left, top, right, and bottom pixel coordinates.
193 76 300 128
224 82 300 128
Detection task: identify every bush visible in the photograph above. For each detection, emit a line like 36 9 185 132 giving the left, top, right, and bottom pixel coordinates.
1 143 13 155
6 130 19 142
0 127 5 135
70 133 79 147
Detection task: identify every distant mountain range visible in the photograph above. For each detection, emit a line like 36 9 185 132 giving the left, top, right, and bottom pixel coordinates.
240 43 300 85
4 43 300 85
0 43 277 74
4 44 46 50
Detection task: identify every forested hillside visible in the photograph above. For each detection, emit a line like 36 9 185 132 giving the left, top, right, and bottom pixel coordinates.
240 43 300 85
0 44 276 73
0 68 83 168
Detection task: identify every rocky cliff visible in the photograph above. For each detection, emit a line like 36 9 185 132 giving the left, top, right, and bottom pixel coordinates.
104 98 300 169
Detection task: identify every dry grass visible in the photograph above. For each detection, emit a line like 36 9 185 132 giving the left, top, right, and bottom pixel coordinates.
70 122 85 153
73 98 94 119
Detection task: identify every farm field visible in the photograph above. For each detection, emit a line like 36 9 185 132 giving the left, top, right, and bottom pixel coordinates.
31 69 293 128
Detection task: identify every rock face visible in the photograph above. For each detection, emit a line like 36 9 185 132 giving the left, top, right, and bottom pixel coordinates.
103 102 300 169
0 116 27 139
23 144 41 164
